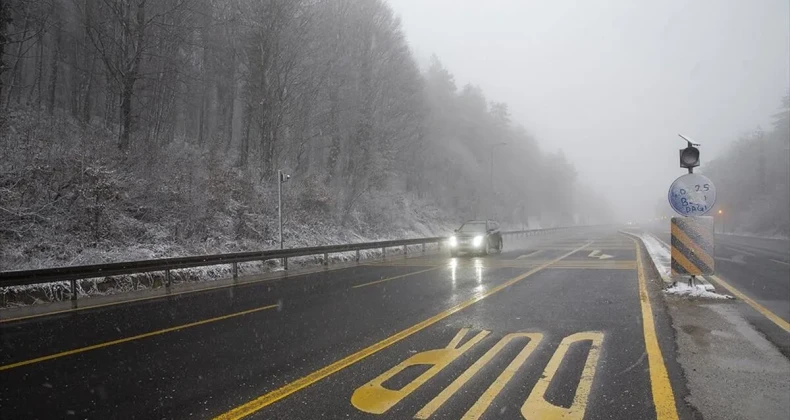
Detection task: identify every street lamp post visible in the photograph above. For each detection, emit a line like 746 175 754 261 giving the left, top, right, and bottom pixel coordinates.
278 170 290 266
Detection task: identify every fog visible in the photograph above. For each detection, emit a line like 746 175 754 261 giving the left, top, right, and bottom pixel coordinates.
388 0 790 221
2 0 787 273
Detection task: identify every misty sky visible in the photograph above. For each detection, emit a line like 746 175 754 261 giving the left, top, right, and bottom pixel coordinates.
388 0 790 220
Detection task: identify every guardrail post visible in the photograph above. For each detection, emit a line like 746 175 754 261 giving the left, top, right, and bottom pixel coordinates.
323 252 329 266
165 269 172 291
70 279 77 308
232 262 238 282
382 247 386 260
284 257 288 271
356 250 360 262
403 245 407 258
422 243 426 253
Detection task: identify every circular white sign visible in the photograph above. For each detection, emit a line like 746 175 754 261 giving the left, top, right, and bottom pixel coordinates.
668 173 716 216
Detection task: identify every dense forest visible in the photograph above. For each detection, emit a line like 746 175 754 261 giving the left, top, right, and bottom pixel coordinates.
704 93 790 236
0 0 609 269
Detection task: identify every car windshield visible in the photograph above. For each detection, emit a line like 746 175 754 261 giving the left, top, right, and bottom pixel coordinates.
458 222 487 233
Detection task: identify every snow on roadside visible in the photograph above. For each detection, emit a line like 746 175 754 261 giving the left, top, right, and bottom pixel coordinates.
639 232 729 297
664 282 732 299
640 233 672 279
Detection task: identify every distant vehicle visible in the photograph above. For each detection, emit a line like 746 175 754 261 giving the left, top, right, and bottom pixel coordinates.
449 220 503 257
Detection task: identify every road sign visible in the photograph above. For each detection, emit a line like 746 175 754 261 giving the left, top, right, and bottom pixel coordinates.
671 216 714 276
668 173 716 216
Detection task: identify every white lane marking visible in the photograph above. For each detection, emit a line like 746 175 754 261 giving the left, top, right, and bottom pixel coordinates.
516 250 543 259
770 259 790 266
715 255 747 265
588 250 614 260
724 245 756 257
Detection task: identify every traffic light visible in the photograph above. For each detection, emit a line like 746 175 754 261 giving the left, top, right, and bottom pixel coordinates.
679 145 699 169
678 135 700 171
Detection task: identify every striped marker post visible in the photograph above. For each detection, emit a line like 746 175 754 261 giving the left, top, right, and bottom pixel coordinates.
671 216 714 277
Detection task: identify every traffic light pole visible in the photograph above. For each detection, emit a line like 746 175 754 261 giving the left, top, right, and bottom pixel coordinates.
674 134 712 287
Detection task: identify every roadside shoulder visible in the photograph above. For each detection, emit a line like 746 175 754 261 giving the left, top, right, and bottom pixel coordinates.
628 231 790 420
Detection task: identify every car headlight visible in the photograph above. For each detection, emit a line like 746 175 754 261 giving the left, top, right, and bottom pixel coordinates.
472 235 484 247
449 236 458 247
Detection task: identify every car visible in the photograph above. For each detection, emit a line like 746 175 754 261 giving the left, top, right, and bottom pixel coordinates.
449 220 503 257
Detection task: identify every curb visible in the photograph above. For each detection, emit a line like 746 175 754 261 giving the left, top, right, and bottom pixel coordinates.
618 230 670 290
620 230 720 293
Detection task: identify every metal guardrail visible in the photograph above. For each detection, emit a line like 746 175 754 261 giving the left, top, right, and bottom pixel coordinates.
0 227 568 301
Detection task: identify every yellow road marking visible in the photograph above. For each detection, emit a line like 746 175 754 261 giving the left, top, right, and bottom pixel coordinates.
352 328 490 414
516 250 543 259
351 267 442 289
213 242 591 420
709 274 790 332
415 333 543 420
521 331 603 420
631 237 679 420
0 304 278 372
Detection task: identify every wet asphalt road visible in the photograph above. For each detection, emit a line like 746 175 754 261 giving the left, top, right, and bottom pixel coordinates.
0 228 686 419
651 229 790 355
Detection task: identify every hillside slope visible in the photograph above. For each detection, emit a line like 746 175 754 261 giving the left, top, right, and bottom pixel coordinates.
0 109 456 271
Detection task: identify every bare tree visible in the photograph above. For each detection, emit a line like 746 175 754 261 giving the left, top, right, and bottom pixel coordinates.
84 0 148 150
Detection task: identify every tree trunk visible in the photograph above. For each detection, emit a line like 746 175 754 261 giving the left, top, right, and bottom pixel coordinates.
81 0 95 124
119 76 134 150
0 0 7 105
26 31 44 106
197 97 206 145
4 6 29 110
82 56 96 125
224 60 236 153
119 0 146 150
238 104 250 167
326 88 341 182
47 22 61 115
